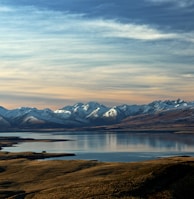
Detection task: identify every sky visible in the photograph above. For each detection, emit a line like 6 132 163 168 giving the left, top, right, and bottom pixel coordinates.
0 0 194 109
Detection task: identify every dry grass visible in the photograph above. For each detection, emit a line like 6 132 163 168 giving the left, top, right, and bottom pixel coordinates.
0 156 194 198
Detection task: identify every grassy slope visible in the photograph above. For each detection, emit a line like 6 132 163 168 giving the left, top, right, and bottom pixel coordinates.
0 157 194 199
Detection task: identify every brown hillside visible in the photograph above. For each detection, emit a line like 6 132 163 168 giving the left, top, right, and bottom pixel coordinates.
0 156 194 198
113 108 194 130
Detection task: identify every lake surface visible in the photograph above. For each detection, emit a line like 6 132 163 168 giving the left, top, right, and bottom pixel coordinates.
1 131 194 162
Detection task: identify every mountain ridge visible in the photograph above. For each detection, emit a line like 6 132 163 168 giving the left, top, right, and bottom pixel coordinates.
0 99 194 130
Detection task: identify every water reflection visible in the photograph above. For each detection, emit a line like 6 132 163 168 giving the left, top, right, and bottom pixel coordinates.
1 131 194 162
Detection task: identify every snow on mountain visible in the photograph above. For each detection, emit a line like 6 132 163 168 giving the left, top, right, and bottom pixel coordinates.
0 99 194 129
0 116 11 128
86 106 109 119
103 107 118 119
116 104 143 117
21 116 45 125
73 102 105 117
1 107 65 126
58 102 109 120
54 109 72 119
3 107 38 120
134 99 192 115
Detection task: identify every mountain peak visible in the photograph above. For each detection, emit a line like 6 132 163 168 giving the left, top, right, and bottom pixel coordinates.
0 106 7 110
0 99 194 129
175 98 185 104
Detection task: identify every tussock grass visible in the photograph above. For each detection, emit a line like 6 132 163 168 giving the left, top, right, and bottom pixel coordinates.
0 157 194 198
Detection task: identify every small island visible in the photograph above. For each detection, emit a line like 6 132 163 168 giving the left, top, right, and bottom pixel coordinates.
0 136 75 160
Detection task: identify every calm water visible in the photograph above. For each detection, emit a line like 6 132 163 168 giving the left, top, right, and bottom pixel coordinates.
1 131 194 162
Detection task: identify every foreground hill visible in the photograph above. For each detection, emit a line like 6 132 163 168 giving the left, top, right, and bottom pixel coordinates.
0 99 194 130
0 156 194 198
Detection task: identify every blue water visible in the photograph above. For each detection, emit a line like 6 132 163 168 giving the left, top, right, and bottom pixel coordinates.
1 131 194 162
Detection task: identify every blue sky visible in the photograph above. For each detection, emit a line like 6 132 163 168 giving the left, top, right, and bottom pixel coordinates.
0 0 194 109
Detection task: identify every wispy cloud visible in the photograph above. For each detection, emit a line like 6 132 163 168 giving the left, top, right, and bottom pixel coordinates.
85 19 179 41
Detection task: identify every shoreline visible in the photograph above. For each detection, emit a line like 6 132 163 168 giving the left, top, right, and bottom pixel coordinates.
1 126 194 134
0 151 75 160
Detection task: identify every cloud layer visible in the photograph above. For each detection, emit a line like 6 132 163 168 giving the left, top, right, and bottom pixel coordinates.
0 1 194 108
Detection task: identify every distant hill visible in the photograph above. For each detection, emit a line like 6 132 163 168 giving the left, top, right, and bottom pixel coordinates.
0 99 194 130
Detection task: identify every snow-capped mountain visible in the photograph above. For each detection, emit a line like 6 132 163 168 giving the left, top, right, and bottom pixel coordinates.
0 99 194 129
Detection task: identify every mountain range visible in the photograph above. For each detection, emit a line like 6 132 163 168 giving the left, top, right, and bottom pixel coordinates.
0 99 194 130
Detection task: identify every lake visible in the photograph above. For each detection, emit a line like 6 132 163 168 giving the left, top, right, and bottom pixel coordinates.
1 131 194 162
